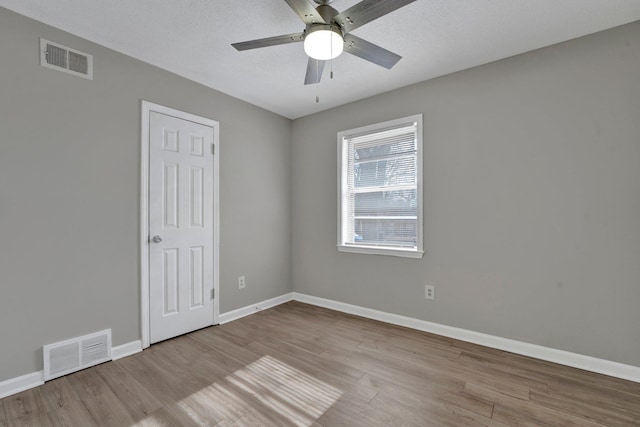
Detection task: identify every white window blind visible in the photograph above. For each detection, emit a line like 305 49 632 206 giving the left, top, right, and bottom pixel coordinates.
338 114 423 258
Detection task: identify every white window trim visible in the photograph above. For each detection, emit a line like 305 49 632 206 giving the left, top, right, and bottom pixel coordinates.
337 114 424 259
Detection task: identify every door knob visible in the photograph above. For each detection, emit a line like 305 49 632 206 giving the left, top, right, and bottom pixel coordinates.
152 235 162 243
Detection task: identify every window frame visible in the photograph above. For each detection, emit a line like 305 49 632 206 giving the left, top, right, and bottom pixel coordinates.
337 114 424 258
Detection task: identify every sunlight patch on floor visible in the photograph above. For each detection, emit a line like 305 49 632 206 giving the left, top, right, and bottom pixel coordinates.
134 355 343 426
226 355 342 425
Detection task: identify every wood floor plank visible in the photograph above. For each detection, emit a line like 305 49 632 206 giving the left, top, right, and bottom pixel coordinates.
5 412 51 427
2 300 639 426
464 381 529 407
44 398 97 427
440 391 495 419
209 322 263 346
530 389 639 426
230 407 321 427
94 361 164 419
546 377 640 417
32 377 81 414
245 341 361 392
456 352 550 393
357 371 494 426
318 391 426 427
351 353 465 398
250 336 367 384
347 346 469 393
132 405 201 427
189 327 255 357
65 369 110 398
78 389 137 427
66 369 136 427
421 356 537 401
186 381 248 423
191 334 263 369
205 325 255 348
465 382 606 427
502 351 640 396
357 372 462 403
491 402 607 427
2 389 40 421
381 333 461 357
118 349 211 405
145 334 212 368
0 401 7 427
369 391 495 427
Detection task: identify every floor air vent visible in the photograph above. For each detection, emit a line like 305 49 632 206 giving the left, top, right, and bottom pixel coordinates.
40 38 93 80
43 329 112 381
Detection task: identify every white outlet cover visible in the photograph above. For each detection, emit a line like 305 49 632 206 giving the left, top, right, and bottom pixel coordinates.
425 285 435 300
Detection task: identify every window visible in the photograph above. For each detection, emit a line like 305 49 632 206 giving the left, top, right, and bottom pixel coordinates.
337 114 423 258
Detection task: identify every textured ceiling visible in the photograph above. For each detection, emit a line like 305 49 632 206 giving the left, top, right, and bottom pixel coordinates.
1 0 640 119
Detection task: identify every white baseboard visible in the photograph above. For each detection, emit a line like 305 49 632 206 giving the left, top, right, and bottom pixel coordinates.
2 292 636 401
292 292 640 384
219 292 294 324
0 371 44 400
112 340 143 360
0 339 142 400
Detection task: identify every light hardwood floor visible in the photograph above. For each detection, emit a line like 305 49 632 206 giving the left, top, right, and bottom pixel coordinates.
2 301 639 426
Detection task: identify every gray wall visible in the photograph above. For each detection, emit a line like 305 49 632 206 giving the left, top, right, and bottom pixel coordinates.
1 6 638 383
0 8 292 381
292 22 640 367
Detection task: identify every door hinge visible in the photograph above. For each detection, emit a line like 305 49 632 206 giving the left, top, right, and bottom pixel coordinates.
211 288 215 299
211 144 215 155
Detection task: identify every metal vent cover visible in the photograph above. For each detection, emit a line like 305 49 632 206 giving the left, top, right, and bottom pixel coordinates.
43 329 112 381
81 333 110 365
40 38 93 80
68 50 89 75
48 342 79 377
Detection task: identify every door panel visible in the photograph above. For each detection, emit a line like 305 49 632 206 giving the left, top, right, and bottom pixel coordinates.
189 246 204 308
190 167 204 227
149 112 214 344
163 248 179 315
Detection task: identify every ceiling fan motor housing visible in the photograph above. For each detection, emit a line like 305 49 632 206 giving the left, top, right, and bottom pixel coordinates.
303 4 343 40
315 4 339 23
304 23 343 40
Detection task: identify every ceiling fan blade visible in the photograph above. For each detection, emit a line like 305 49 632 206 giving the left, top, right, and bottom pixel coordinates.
232 32 304 51
304 58 326 85
333 0 416 33
284 0 326 25
343 34 401 69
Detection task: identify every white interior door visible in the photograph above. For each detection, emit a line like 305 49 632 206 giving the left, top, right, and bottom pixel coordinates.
149 111 215 344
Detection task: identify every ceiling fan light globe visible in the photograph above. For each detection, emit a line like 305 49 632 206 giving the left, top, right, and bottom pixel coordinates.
304 27 343 60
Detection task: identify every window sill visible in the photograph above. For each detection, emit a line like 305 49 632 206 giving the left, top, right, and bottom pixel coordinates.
337 245 424 259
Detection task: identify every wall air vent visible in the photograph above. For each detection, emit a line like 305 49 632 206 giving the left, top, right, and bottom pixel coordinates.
43 329 112 381
40 38 93 80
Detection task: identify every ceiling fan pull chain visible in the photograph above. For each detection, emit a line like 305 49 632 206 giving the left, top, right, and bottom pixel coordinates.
330 32 334 79
330 35 333 79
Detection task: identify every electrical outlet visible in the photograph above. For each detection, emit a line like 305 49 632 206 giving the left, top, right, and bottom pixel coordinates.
425 285 435 300
238 276 246 289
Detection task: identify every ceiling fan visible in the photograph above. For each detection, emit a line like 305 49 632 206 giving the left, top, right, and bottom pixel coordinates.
231 0 416 85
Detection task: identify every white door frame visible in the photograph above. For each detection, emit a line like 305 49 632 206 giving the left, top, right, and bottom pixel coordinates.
140 100 220 349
